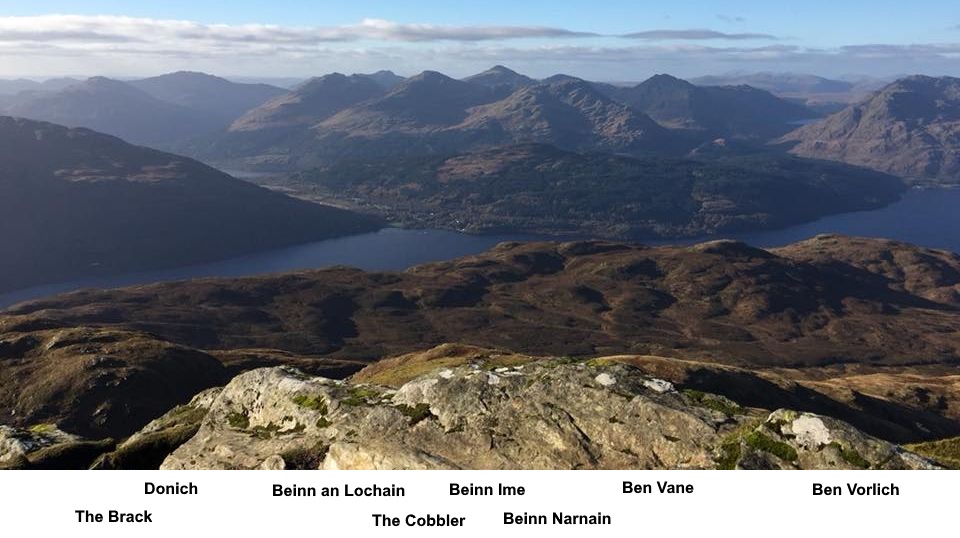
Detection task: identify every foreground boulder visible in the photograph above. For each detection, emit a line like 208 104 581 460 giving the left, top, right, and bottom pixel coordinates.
730 410 940 470
160 348 938 470
0 424 113 470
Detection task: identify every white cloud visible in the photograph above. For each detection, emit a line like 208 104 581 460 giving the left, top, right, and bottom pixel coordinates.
0 15 598 46
0 15 955 79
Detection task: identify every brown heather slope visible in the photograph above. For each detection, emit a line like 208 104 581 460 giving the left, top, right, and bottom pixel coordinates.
4 235 960 444
7 235 960 367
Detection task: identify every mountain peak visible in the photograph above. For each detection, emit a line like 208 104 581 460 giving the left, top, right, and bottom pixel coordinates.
464 66 534 93
409 70 454 82
83 76 128 88
639 73 694 89
68 77 157 99
385 70 481 99
155 71 224 81
464 65 535 92
782 75 960 181
296 73 351 90
358 70 405 89
478 65 521 77
229 73 384 132
542 74 585 85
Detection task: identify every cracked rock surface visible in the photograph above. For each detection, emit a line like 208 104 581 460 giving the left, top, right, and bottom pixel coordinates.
159 346 940 470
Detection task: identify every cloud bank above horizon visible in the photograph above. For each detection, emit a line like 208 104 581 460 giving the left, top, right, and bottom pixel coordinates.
0 14 956 79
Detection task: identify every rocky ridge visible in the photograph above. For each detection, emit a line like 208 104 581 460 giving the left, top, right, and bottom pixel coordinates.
1 344 954 470
157 346 939 470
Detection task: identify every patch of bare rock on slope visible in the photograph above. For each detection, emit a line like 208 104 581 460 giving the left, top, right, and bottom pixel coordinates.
159 345 939 470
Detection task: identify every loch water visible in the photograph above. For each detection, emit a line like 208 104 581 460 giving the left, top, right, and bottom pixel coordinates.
2 187 957 309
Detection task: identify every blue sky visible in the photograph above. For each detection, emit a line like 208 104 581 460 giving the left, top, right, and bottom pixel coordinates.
0 1 957 79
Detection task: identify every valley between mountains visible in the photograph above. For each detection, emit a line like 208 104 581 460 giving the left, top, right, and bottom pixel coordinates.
3 65 960 470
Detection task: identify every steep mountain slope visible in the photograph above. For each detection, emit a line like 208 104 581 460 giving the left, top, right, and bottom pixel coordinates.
229 73 387 132
129 71 285 123
0 117 382 292
319 70 498 134
780 76 960 183
603 74 815 139
457 77 673 152
285 143 903 238
3 77 223 146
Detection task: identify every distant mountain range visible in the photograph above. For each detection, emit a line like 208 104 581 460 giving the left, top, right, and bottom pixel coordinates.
0 72 288 147
199 67 819 170
780 75 960 183
691 73 858 96
3 77 227 146
1 67 821 170
597 73 814 139
0 116 381 293
690 72 888 101
3 68 955 185
206 69 679 170
0 77 81 95
128 71 287 124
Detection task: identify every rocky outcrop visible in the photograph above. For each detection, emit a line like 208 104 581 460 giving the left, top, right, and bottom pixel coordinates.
732 410 939 470
90 388 222 470
1 424 79 468
0 424 114 470
160 347 939 470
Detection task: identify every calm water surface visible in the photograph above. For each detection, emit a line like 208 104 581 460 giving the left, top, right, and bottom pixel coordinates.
2 187 958 308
